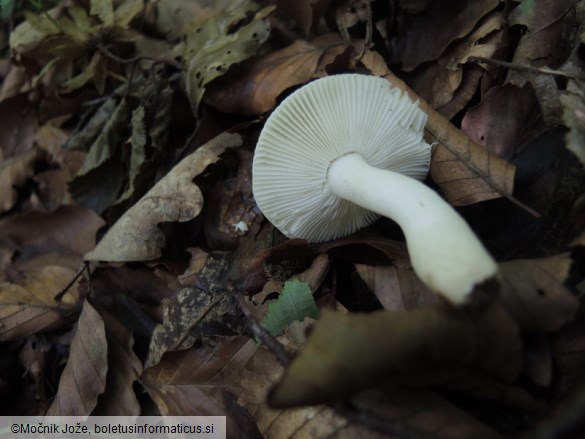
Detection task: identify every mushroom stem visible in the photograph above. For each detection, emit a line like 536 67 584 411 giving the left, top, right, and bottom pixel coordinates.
327 152 497 304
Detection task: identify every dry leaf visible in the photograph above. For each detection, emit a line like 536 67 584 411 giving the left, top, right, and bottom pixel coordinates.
0 206 104 341
392 0 501 71
270 0 331 37
0 263 82 342
47 300 108 415
142 336 264 438
499 254 579 332
92 309 142 415
85 132 242 262
355 264 437 311
461 83 544 159
0 148 39 212
145 288 213 368
360 50 516 207
205 34 351 115
0 94 39 158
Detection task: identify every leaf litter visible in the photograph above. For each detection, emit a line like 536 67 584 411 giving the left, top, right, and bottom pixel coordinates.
0 0 585 437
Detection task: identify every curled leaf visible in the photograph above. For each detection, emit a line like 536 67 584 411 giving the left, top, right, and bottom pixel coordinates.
85 132 242 262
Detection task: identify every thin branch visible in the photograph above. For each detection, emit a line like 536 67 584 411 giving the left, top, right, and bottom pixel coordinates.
468 56 585 81
96 44 183 70
54 262 89 302
233 284 292 366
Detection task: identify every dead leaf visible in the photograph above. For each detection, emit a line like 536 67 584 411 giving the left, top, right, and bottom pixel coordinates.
499 254 579 332
508 0 577 77
391 0 501 71
0 205 105 257
360 50 517 207
0 94 39 158
0 262 83 342
319 232 411 268
355 264 437 311
142 336 264 438
92 308 142 415
461 83 544 159
145 288 214 368
0 148 39 212
561 92 585 166
205 34 351 115
0 206 104 341
408 12 508 119
244 239 317 294
182 1 275 113
46 300 108 415
269 0 331 37
238 346 383 439
269 304 522 407
84 132 242 262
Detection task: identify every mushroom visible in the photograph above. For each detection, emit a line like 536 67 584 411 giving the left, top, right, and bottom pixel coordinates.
252 74 497 305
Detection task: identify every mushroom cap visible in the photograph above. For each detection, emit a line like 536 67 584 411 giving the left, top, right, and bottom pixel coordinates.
252 74 431 242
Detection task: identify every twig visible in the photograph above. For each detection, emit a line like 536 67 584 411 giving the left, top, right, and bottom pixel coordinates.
468 56 585 81
232 284 292 366
96 44 183 70
54 261 89 302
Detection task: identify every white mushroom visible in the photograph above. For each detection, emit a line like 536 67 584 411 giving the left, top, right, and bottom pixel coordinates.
252 74 497 305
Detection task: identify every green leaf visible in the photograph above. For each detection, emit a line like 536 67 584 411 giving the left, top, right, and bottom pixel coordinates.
1 0 18 23
261 280 319 337
90 0 114 28
115 105 147 205
76 98 131 177
114 0 143 29
67 97 118 151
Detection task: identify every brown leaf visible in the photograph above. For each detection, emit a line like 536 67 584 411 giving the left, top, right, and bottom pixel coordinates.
499 254 579 332
270 304 522 407
347 388 501 439
0 262 82 342
238 346 390 439
145 288 214 368
84 132 242 262
0 205 105 257
243 239 317 294
461 84 544 159
205 34 351 115
392 0 501 71
0 148 39 212
508 0 576 77
0 206 104 341
409 12 507 119
142 336 263 438
0 94 39 158
360 50 517 207
93 309 142 415
319 232 411 268
270 0 331 37
355 264 437 311
47 300 108 415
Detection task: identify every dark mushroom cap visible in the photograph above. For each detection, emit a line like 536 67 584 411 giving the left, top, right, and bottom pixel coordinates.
253 74 431 242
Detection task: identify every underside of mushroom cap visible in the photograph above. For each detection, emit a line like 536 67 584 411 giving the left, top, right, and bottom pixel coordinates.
253 74 431 242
